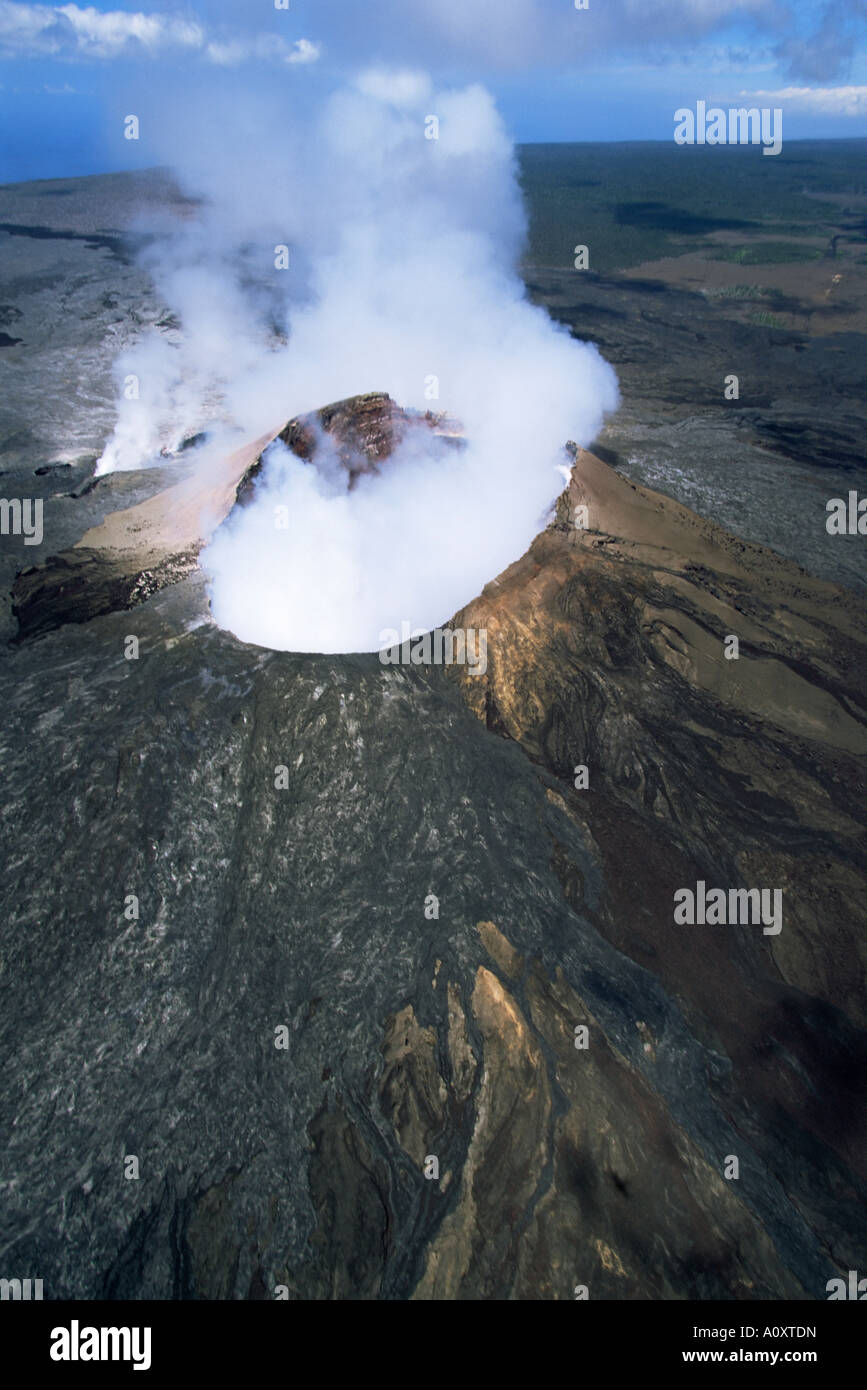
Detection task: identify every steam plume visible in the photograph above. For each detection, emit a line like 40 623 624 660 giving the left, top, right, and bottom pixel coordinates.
97 68 619 652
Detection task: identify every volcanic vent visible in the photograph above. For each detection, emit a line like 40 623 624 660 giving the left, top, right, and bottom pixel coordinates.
11 393 463 643
235 393 464 502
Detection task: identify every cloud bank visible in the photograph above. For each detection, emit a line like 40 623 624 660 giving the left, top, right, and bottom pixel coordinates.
4 0 865 84
741 84 867 116
0 2 319 65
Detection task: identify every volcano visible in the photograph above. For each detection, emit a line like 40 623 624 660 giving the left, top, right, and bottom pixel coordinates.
2 390 865 1299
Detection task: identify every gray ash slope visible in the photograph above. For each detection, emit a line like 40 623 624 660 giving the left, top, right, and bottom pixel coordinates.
1 565 863 1301
1 597 583 1299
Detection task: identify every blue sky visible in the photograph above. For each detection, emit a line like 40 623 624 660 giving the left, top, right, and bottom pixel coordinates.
1 0 866 181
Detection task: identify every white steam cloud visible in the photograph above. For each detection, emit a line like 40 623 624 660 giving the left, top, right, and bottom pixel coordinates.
96 68 619 653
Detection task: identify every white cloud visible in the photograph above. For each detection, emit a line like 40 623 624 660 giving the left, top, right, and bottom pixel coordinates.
740 85 867 116
287 38 319 66
204 34 320 67
0 2 319 66
56 4 203 55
